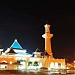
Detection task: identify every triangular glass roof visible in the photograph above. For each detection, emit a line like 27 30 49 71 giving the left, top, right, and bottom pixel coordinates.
10 39 23 49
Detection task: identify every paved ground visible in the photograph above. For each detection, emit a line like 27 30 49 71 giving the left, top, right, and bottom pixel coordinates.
0 70 49 75
0 70 75 75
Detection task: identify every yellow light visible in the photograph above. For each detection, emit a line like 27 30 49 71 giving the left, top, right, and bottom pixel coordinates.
74 61 75 63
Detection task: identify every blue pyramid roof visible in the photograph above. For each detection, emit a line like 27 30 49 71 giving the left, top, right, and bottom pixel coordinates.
10 39 23 49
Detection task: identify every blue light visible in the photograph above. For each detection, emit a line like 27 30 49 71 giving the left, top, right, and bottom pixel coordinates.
10 39 23 49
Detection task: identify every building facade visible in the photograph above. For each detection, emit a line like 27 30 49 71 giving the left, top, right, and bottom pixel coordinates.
0 24 65 70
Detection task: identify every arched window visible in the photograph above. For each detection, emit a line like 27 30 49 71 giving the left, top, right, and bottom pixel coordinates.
55 62 58 68
50 62 54 68
2 60 7 63
28 61 32 66
33 61 39 66
58 63 61 67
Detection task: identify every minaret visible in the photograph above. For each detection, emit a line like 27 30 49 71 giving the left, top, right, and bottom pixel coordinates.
42 24 53 57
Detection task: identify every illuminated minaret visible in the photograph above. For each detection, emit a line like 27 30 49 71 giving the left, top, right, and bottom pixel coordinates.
42 24 53 57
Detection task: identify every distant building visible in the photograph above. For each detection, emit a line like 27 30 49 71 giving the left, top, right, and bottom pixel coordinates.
0 24 65 70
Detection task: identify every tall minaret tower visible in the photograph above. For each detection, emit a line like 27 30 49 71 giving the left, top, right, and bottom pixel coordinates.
42 24 53 57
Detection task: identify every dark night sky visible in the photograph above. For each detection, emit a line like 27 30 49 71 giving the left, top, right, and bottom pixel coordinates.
0 0 75 60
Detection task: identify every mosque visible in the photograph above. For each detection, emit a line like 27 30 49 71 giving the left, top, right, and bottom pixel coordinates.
0 24 65 70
